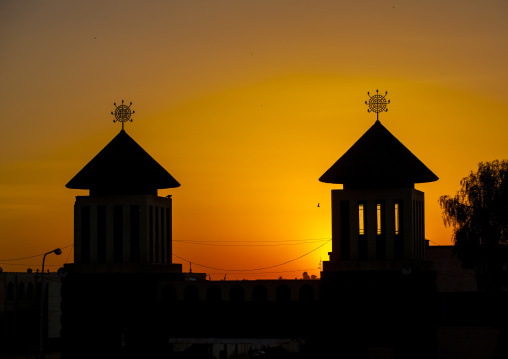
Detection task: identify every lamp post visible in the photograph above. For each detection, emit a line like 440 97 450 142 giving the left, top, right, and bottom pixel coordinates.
39 248 61 359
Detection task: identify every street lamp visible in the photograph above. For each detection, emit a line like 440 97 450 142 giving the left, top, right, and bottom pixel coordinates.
39 248 61 359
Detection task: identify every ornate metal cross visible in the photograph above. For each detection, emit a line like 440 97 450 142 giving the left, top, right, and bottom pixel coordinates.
365 90 390 122
111 100 135 130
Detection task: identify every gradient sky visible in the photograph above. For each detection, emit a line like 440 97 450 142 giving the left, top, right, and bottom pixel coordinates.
1 0 508 279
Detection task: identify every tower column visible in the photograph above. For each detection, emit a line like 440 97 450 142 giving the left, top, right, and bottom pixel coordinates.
367 199 377 260
385 199 395 260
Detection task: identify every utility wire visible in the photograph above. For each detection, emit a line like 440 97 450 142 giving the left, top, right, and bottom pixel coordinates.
174 238 330 247
0 244 73 269
174 238 330 243
0 244 73 262
0 263 63 267
428 240 442 246
173 239 330 272
207 267 320 275
65 245 74 263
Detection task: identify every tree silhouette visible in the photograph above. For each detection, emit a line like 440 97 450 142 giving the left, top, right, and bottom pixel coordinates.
439 160 508 291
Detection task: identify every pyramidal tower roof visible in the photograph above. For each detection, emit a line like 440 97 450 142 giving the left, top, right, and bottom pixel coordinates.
319 120 438 188
66 130 180 195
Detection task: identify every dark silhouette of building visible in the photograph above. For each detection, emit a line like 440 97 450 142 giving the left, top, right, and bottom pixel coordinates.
66 129 181 270
61 129 184 358
57 118 505 359
315 119 440 358
320 119 438 273
0 270 61 355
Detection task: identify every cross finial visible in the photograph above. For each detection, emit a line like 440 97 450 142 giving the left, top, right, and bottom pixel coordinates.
365 90 390 122
111 100 135 130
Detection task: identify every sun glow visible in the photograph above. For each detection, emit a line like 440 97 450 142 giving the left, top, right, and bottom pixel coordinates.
1 1 508 278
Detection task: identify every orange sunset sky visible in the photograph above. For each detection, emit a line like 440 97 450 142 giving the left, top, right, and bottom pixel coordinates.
1 0 508 279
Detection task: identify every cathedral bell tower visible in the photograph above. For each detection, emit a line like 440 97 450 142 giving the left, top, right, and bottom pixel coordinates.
65 101 182 273
320 91 438 277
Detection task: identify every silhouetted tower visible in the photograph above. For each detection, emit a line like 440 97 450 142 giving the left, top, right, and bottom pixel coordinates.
320 91 438 275
65 101 182 271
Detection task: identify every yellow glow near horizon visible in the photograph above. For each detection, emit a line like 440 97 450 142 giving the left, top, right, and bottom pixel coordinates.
1 1 508 279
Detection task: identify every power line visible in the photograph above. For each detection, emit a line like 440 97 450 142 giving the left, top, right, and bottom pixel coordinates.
0 244 73 262
173 238 330 247
65 245 74 263
206 267 320 275
0 263 63 267
0 244 73 270
172 239 331 272
175 238 330 243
